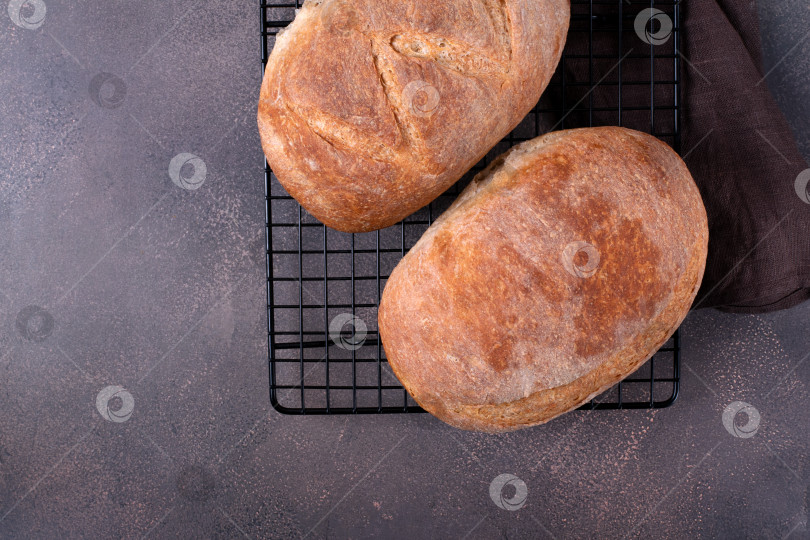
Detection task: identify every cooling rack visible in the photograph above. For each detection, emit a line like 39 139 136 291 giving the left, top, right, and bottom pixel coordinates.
262 0 682 414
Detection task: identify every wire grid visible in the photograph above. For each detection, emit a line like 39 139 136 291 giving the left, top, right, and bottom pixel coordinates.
263 0 682 414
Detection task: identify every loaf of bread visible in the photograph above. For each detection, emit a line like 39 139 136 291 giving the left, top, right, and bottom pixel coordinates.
378 127 709 432
258 0 570 232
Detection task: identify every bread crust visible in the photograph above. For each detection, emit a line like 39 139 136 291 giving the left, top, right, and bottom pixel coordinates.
378 127 709 432
258 0 570 232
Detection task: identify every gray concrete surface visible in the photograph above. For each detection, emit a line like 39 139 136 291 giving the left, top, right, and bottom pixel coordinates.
758 0 810 159
1 1 809 538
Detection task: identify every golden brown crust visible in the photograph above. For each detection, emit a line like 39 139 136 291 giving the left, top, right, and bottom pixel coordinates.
377 127 709 432
258 0 570 232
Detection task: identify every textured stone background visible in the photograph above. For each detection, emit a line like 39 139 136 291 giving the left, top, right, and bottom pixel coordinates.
1 1 809 538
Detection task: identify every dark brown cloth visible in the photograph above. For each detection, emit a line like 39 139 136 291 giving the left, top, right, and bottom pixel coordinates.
681 0 810 312
554 1 810 313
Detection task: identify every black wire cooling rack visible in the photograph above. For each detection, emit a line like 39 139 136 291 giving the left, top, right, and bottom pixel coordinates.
262 0 682 414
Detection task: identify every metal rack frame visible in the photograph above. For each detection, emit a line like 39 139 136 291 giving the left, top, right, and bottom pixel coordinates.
262 0 682 415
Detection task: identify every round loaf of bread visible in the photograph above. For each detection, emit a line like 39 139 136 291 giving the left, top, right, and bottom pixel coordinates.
258 0 570 232
378 127 709 432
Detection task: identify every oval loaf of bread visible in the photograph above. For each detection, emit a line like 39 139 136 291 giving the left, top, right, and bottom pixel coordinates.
258 0 570 232
378 127 709 432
